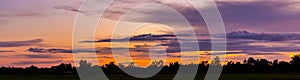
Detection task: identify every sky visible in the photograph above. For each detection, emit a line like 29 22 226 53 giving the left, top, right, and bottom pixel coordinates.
1 0 300 67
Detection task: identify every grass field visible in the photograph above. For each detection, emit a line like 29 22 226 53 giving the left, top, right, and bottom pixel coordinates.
1 73 300 80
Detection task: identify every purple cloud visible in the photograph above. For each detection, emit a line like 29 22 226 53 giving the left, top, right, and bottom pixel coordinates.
81 33 176 43
224 31 300 41
0 39 42 47
16 54 58 59
27 47 101 53
12 60 62 65
157 31 300 55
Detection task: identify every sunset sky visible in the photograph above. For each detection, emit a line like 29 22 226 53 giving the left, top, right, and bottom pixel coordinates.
1 0 300 67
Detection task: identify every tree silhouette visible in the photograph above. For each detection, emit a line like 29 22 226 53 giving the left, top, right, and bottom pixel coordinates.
211 56 221 66
291 55 300 71
2 54 300 79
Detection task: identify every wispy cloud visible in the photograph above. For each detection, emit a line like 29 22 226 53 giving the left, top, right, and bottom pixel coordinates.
0 39 42 47
55 0 300 32
0 0 81 25
12 60 62 65
27 48 72 53
0 13 42 17
15 54 59 59
0 50 14 53
149 31 300 55
53 6 85 13
81 33 176 43
27 47 101 53
161 39 300 55
80 31 300 55
223 31 300 41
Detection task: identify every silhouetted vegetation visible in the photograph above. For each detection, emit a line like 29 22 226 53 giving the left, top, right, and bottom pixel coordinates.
0 63 77 75
1 54 300 76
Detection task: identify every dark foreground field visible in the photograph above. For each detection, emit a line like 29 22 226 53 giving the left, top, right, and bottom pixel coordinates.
1 73 300 80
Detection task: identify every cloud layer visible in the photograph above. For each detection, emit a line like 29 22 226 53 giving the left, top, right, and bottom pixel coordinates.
12 60 62 65
161 31 300 55
80 31 300 56
81 34 176 42
224 31 300 41
27 47 101 53
0 50 14 53
0 39 42 47
49 0 300 33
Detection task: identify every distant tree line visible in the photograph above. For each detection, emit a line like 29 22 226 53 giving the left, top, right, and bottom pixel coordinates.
0 63 77 75
1 54 300 75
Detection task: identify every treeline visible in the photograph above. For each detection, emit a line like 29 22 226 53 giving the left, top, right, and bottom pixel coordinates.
0 63 77 75
1 55 300 75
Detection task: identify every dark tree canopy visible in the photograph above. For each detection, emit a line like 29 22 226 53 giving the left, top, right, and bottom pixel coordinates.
1 55 300 76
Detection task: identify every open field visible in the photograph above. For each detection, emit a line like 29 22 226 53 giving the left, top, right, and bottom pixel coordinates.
1 73 300 80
